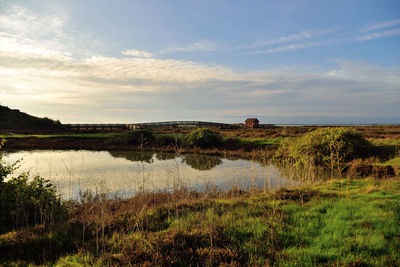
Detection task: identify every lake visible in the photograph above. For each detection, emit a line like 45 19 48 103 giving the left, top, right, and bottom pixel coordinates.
1 150 295 199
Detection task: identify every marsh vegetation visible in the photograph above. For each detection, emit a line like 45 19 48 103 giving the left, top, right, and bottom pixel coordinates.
0 127 399 266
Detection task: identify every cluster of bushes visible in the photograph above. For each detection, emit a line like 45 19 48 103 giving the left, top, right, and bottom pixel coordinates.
108 128 225 149
0 140 67 233
155 134 182 147
107 129 155 146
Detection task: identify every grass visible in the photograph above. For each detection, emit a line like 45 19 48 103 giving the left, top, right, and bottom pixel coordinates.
1 177 399 266
369 139 400 146
157 133 186 138
379 156 400 166
0 133 119 138
2 130 399 154
279 178 400 266
237 136 292 146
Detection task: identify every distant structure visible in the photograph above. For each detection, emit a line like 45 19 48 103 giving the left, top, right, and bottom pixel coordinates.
245 118 259 128
64 121 232 131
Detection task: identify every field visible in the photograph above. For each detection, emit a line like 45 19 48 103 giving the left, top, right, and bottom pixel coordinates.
1 178 399 266
2 125 400 151
1 125 400 266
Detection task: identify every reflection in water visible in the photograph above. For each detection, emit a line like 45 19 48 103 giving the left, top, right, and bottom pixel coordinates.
109 151 155 163
155 153 176 161
2 150 295 200
182 154 222 170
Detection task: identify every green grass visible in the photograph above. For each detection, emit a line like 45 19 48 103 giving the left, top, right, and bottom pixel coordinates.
238 136 292 146
156 133 186 138
369 139 400 146
279 180 400 265
380 156 400 166
1 178 399 266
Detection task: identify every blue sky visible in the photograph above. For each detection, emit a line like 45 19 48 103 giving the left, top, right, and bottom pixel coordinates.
0 0 399 123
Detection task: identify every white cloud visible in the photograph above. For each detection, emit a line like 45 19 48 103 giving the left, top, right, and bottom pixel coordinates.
79 56 238 83
356 28 400 41
2 42 399 122
237 28 336 49
122 49 154 58
360 19 400 32
0 5 67 39
0 32 72 61
162 40 220 53
327 59 400 83
0 5 398 122
248 40 340 54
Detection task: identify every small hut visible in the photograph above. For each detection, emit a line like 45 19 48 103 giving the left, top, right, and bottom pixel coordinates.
245 118 259 128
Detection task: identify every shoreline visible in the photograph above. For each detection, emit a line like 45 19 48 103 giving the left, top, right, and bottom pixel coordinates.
1 136 277 159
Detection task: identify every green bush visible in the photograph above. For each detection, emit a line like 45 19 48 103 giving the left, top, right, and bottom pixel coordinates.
0 140 67 233
108 129 155 146
275 127 375 169
186 128 222 148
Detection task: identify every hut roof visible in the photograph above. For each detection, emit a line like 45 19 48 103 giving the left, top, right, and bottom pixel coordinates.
245 118 259 123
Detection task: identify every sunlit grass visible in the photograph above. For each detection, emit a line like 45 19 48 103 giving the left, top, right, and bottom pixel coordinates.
237 136 292 146
280 182 400 265
1 178 399 266
380 156 400 166
369 139 400 146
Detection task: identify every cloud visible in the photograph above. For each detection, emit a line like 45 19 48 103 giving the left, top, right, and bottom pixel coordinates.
162 40 220 54
248 40 340 54
0 4 75 62
0 32 72 61
122 49 154 58
0 5 399 122
327 59 400 83
360 18 400 32
2 38 399 122
356 28 400 41
0 4 67 39
78 56 238 83
237 28 336 50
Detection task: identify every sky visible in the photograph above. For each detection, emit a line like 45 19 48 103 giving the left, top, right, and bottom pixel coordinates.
0 0 399 124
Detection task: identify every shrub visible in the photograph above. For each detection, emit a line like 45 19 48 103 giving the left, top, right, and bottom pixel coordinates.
155 134 182 147
0 139 67 233
275 127 375 171
186 128 222 148
223 137 240 150
108 129 155 146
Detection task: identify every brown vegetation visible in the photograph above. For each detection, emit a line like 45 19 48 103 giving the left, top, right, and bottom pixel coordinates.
220 125 400 140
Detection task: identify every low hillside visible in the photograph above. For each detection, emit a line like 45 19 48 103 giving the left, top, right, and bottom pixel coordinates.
0 105 62 132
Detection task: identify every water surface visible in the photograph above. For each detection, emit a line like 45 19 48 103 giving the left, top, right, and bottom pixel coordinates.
2 150 294 199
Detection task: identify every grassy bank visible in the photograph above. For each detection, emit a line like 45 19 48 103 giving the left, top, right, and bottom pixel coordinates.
2 129 399 152
1 177 399 266
0 133 118 139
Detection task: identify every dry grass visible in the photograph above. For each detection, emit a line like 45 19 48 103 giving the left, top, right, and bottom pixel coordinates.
2 178 399 266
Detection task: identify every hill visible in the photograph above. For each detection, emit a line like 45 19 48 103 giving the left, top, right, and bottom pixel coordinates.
0 105 62 132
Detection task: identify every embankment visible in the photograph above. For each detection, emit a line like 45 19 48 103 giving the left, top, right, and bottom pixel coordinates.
2 137 277 159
